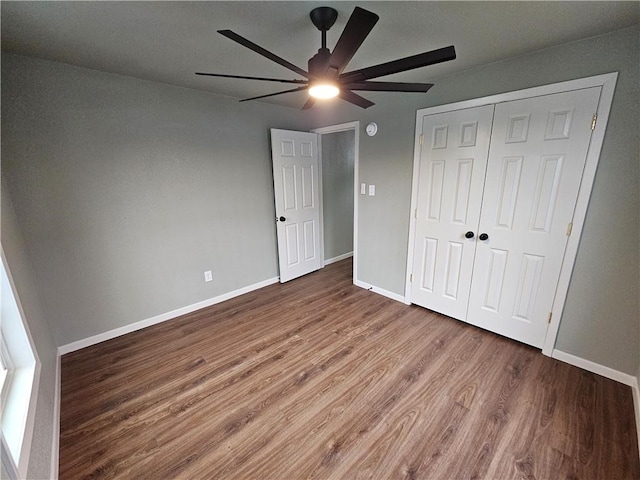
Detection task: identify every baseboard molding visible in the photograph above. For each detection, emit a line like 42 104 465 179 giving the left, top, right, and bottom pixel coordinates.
324 251 353 266
51 354 61 479
551 349 637 386
354 280 405 303
632 377 640 459
552 349 640 458
58 276 280 355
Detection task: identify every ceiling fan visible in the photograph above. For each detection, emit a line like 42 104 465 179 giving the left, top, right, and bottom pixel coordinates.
196 6 456 109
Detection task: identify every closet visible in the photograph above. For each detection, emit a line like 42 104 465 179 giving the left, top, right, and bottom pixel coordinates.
406 76 615 349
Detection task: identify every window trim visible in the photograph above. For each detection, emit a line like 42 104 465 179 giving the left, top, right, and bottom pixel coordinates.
1 249 41 479
0 336 15 405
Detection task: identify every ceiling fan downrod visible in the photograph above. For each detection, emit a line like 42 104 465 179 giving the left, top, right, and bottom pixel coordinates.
308 7 338 77
310 6 338 50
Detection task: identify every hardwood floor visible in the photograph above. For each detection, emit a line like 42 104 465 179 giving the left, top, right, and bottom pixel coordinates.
60 259 639 479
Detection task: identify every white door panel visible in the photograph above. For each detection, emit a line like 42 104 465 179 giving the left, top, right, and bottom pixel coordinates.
411 105 495 319
271 129 322 283
467 87 601 347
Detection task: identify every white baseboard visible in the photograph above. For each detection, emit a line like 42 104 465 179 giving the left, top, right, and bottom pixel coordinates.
58 276 279 355
551 349 637 386
632 377 640 459
324 251 353 266
552 349 640 459
354 280 405 303
51 354 60 479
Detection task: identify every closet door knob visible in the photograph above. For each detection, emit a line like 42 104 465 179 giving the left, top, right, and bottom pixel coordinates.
479 233 489 241
279 216 286 222
465 231 475 239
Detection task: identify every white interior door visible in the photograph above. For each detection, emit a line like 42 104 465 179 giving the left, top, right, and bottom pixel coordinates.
467 87 601 347
411 105 494 319
271 129 322 283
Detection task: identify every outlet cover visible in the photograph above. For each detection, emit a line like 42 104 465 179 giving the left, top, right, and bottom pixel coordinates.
204 270 213 282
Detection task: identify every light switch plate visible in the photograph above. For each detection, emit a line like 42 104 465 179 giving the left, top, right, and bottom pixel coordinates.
368 185 376 196
360 183 367 195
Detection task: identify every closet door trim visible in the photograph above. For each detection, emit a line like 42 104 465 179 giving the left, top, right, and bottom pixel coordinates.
405 72 618 357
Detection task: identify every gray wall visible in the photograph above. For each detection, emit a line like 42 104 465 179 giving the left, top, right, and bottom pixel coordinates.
2 185 58 479
321 131 355 261
1 30 638 480
1 54 308 346
310 26 640 376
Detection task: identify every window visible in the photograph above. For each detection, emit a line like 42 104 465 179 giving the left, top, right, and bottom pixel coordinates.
1 253 39 478
0 338 13 401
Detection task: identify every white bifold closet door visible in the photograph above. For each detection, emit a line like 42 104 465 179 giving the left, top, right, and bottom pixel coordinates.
411 87 601 348
411 105 494 320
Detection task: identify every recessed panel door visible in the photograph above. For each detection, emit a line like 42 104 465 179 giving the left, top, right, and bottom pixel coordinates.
271 129 322 283
467 87 601 347
411 105 494 319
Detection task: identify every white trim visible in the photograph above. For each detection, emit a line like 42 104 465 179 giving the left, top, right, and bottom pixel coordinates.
58 276 279 355
404 101 429 305
633 377 640 461
551 349 636 386
1 434 18 480
353 125 360 284
312 121 360 285
553 349 640 460
412 73 618 116
1 249 40 479
316 134 325 269
354 280 405 303
324 251 353 266
312 121 359 135
51 354 61 480
542 73 618 355
405 73 619 355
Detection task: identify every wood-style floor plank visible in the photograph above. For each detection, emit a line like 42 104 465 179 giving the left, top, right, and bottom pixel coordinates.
59 259 640 479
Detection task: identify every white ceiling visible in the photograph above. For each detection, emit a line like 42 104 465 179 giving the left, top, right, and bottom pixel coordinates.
2 1 638 109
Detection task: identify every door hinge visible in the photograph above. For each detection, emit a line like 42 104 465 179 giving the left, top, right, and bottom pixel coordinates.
415 209 419 219
591 114 598 131
410 274 413 282
566 222 573 236
419 134 424 145
547 312 552 324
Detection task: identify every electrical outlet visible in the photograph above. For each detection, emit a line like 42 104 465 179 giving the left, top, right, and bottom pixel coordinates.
368 184 376 196
204 270 213 282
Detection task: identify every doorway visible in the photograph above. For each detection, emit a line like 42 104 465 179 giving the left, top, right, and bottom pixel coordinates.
313 122 359 282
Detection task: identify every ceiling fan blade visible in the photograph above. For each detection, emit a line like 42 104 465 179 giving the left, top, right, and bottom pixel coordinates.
326 7 379 75
218 30 310 79
340 46 456 83
239 86 308 103
196 72 308 84
302 98 317 110
339 89 374 109
343 81 434 92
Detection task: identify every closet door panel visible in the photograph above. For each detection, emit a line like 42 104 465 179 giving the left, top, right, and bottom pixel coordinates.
411 105 494 320
467 87 601 347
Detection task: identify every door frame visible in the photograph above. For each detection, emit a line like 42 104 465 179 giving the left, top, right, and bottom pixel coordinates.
405 72 617 356
311 121 360 282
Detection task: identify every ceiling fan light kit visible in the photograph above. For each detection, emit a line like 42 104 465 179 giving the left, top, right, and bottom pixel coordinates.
309 83 340 99
197 6 456 109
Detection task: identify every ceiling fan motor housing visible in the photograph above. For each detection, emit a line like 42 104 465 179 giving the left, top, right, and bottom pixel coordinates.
308 48 333 77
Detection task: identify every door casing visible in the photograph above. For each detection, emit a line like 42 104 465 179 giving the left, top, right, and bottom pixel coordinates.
312 122 360 283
